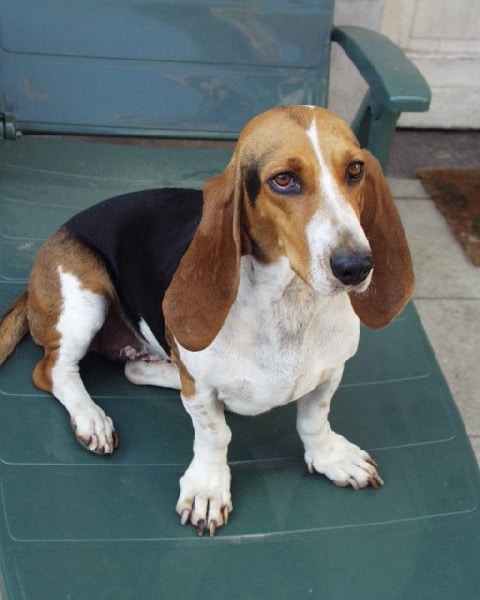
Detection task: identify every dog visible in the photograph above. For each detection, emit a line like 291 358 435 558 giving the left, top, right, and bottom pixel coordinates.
0 106 414 536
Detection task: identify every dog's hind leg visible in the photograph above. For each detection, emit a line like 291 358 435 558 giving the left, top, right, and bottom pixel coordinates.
30 257 118 455
124 359 181 390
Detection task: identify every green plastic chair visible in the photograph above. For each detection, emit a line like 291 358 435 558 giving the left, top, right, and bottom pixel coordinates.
0 1 479 599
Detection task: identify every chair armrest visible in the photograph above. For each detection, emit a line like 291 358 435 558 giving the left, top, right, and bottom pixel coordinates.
331 26 431 171
332 25 431 113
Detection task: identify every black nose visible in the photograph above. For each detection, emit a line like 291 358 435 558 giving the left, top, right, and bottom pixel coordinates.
330 251 374 286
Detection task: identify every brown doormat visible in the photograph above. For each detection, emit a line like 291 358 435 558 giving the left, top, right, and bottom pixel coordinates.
417 168 480 266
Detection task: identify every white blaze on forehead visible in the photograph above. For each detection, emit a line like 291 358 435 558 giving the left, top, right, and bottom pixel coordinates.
303 117 370 292
306 118 346 212
305 117 368 241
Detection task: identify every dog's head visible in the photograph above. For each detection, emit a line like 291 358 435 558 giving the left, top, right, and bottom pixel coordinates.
164 106 414 351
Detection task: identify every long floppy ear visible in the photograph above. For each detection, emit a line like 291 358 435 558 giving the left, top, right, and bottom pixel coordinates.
163 164 243 351
349 151 415 329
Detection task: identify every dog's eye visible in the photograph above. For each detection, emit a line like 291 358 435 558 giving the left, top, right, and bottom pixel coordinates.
269 173 301 195
346 161 364 184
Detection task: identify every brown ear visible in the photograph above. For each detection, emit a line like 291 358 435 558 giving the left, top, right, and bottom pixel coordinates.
163 165 243 351
349 151 415 329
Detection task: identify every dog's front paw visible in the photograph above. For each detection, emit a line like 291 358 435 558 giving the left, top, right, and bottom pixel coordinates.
176 461 233 537
71 405 118 455
304 432 383 490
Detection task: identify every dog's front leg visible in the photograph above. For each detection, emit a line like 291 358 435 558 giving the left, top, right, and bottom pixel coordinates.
176 384 232 537
296 366 383 489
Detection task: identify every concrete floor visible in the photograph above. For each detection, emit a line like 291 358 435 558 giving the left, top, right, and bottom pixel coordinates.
388 129 480 178
388 130 480 466
389 175 480 466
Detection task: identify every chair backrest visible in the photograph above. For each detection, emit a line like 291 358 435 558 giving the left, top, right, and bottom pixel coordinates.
0 0 334 139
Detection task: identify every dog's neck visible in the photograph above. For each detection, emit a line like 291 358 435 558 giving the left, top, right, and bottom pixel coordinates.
240 254 319 309
221 255 352 363
244 254 296 291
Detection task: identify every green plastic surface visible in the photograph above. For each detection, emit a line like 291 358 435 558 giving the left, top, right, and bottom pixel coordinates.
0 0 334 138
0 0 431 155
0 137 479 599
333 26 431 113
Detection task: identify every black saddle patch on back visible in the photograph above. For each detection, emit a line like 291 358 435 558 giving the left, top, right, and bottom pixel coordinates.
64 188 204 352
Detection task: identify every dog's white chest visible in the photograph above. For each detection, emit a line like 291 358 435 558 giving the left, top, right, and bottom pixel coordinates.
178 257 360 415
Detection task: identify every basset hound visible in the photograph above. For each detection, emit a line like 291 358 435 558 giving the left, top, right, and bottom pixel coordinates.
0 106 414 537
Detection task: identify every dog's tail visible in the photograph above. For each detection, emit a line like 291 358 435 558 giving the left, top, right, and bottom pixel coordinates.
0 292 29 366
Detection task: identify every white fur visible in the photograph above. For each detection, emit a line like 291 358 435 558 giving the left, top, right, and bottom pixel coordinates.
171 253 360 532
52 270 179 451
124 359 180 389
305 118 372 294
138 317 170 360
179 256 360 415
53 268 117 453
167 253 378 532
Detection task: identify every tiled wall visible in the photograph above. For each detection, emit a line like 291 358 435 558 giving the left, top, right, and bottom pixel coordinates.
382 0 480 128
330 0 480 129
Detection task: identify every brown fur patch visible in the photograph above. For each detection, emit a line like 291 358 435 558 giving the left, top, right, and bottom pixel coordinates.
166 328 195 398
349 152 415 328
0 292 29 366
163 166 244 352
28 229 116 392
